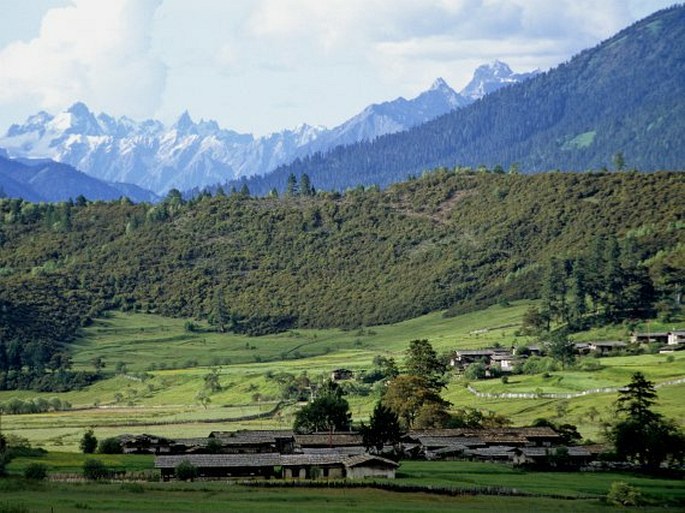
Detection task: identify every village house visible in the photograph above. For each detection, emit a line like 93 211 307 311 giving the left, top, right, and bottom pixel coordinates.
117 434 176 455
207 430 295 454
587 341 628 355
450 349 511 368
631 331 669 344
490 353 517 372
154 452 398 481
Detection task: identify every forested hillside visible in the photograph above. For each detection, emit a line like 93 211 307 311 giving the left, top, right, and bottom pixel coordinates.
1 170 682 336
226 6 685 196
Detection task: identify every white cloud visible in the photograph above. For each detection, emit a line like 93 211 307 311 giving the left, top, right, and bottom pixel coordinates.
0 0 674 135
0 0 165 118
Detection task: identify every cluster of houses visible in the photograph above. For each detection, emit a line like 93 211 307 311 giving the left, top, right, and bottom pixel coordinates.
450 329 685 375
118 426 602 481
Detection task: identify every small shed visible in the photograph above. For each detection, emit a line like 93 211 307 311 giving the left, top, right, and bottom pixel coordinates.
343 454 399 479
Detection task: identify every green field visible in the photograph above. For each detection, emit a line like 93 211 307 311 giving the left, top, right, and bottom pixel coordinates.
1 458 683 512
1 303 684 450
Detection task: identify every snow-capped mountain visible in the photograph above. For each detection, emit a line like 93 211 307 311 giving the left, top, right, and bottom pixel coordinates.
0 61 538 195
460 60 540 101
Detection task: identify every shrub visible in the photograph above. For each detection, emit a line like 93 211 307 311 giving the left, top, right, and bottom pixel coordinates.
174 460 198 481
607 481 642 506
97 437 123 454
80 429 97 454
83 459 109 480
23 463 47 480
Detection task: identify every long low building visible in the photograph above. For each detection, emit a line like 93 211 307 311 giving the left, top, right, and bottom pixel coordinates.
155 453 399 481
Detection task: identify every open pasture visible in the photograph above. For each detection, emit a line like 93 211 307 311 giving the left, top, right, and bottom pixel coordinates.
1 302 683 450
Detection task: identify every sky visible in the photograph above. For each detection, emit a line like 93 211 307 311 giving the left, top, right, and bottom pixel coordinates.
0 0 676 137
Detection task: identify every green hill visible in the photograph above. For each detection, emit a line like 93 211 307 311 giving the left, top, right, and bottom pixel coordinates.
1 170 682 337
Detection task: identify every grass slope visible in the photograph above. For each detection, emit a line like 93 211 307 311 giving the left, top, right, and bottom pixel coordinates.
1 304 684 450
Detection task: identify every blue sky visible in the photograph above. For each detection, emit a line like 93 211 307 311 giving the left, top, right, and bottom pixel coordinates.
0 0 676 136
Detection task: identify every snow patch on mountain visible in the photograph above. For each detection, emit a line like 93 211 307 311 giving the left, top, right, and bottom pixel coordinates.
1 61 538 194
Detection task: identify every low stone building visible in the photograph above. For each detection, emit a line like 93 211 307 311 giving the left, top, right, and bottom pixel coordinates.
155 452 398 481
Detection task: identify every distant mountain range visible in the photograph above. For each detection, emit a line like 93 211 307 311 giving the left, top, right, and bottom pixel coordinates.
0 155 158 203
229 6 685 195
0 61 537 196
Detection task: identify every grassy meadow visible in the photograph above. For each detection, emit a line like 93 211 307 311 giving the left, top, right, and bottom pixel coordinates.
0 459 683 512
1 301 684 450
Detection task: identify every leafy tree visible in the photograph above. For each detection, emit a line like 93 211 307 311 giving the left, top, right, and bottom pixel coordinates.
609 372 685 469
24 462 48 480
175 460 198 481
464 361 487 380
293 380 351 433
545 330 576 368
83 458 109 480
203 367 222 393
405 339 447 391
360 402 402 453
383 375 450 429
607 481 642 507
195 390 211 409
80 429 98 454
97 437 123 454
520 306 550 336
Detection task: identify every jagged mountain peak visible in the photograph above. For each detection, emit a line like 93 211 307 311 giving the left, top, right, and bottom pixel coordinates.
1 59 539 195
173 110 196 133
429 77 451 91
460 60 539 101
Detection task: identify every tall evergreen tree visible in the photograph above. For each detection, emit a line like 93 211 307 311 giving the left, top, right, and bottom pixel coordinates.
542 257 569 325
300 173 314 196
285 173 298 197
568 258 588 329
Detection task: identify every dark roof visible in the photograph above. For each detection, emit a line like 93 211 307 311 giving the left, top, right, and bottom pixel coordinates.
208 430 294 444
343 454 399 469
468 446 517 458
417 436 484 448
299 446 368 456
118 433 173 444
518 446 590 458
294 433 362 447
155 453 282 469
433 445 469 455
408 427 560 440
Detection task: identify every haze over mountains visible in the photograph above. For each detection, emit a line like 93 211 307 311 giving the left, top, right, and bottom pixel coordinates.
0 61 537 197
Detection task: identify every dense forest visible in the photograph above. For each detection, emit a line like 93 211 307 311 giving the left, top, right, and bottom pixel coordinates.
220 6 685 196
1 170 682 352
